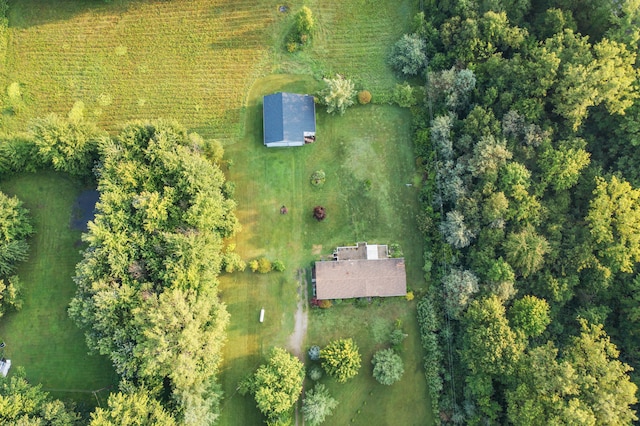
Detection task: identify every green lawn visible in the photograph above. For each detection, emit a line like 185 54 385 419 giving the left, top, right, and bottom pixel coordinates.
0 0 432 423
217 74 432 425
0 172 118 412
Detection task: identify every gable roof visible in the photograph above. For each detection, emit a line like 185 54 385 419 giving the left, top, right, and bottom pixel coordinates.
314 258 407 300
263 92 316 147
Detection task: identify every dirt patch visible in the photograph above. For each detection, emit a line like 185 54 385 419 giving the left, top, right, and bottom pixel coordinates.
288 269 309 359
311 244 322 255
289 269 309 426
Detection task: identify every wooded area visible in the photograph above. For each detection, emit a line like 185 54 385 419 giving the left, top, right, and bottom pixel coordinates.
407 0 640 423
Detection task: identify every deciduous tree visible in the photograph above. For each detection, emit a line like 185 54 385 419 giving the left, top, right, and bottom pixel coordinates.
372 348 405 385
320 338 362 383
251 347 305 423
320 75 356 115
302 384 338 426
90 390 176 426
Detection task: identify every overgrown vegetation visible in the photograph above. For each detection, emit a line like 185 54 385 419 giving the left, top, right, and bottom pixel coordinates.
405 2 640 423
68 120 238 424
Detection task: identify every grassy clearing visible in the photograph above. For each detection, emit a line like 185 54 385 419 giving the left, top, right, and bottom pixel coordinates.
217 73 431 425
273 0 413 95
0 171 118 412
3 0 281 139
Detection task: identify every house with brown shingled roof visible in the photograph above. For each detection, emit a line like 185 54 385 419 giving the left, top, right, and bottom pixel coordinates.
314 242 407 300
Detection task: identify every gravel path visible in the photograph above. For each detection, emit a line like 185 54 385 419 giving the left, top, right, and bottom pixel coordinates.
289 269 309 426
288 269 309 359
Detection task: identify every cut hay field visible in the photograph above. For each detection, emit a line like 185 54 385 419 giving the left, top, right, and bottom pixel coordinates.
3 0 282 139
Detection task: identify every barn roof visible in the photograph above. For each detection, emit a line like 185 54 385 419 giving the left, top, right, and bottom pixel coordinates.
263 92 316 147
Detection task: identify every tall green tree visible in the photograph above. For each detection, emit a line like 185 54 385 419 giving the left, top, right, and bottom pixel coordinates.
251 347 305 424
503 226 550 277
461 296 525 377
29 113 103 177
90 391 176 426
320 338 362 383
509 295 550 338
587 175 640 274
371 348 405 385
301 384 338 426
69 120 238 422
0 368 79 425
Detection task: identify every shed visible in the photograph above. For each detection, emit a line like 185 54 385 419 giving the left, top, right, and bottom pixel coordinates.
263 92 316 147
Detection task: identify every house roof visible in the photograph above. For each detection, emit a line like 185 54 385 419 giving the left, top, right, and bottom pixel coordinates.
263 92 316 146
314 258 407 300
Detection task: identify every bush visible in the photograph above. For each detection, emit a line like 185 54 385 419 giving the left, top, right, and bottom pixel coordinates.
405 291 415 301
308 345 321 361
308 365 323 381
249 259 259 272
318 299 332 309
320 75 356 115
357 90 372 105
272 259 285 272
257 257 272 273
223 251 246 273
311 170 326 186
392 82 417 108
390 328 408 347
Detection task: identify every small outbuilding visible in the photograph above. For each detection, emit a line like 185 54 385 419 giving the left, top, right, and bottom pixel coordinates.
263 92 316 147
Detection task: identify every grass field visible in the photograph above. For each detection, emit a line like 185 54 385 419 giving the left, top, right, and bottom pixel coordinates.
0 0 432 423
217 74 431 425
0 172 118 412
3 0 282 139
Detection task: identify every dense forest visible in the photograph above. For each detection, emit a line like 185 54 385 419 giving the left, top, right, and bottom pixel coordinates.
402 0 640 423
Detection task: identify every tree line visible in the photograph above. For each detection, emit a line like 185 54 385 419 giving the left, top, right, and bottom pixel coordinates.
0 117 239 425
390 0 640 424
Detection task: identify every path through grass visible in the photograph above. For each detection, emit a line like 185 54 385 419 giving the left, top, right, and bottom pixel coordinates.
0 172 118 412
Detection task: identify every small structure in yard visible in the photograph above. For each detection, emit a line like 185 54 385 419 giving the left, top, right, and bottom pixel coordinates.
263 92 316 147
260 308 265 323
314 242 407 300
0 359 10 377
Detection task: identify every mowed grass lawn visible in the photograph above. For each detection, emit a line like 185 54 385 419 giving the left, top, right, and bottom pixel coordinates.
217 74 431 425
0 172 118 411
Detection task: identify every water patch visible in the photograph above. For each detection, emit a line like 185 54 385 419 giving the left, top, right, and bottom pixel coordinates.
70 190 99 232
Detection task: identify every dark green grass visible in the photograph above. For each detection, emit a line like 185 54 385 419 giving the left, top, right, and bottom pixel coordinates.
217 74 432 425
0 172 118 412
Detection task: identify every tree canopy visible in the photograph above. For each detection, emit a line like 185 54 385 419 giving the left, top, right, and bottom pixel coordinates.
320 338 362 383
68 120 238 423
250 347 305 424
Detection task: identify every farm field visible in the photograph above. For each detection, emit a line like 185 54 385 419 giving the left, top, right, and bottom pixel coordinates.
0 0 431 423
3 0 281 139
0 172 118 412
217 74 431 425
